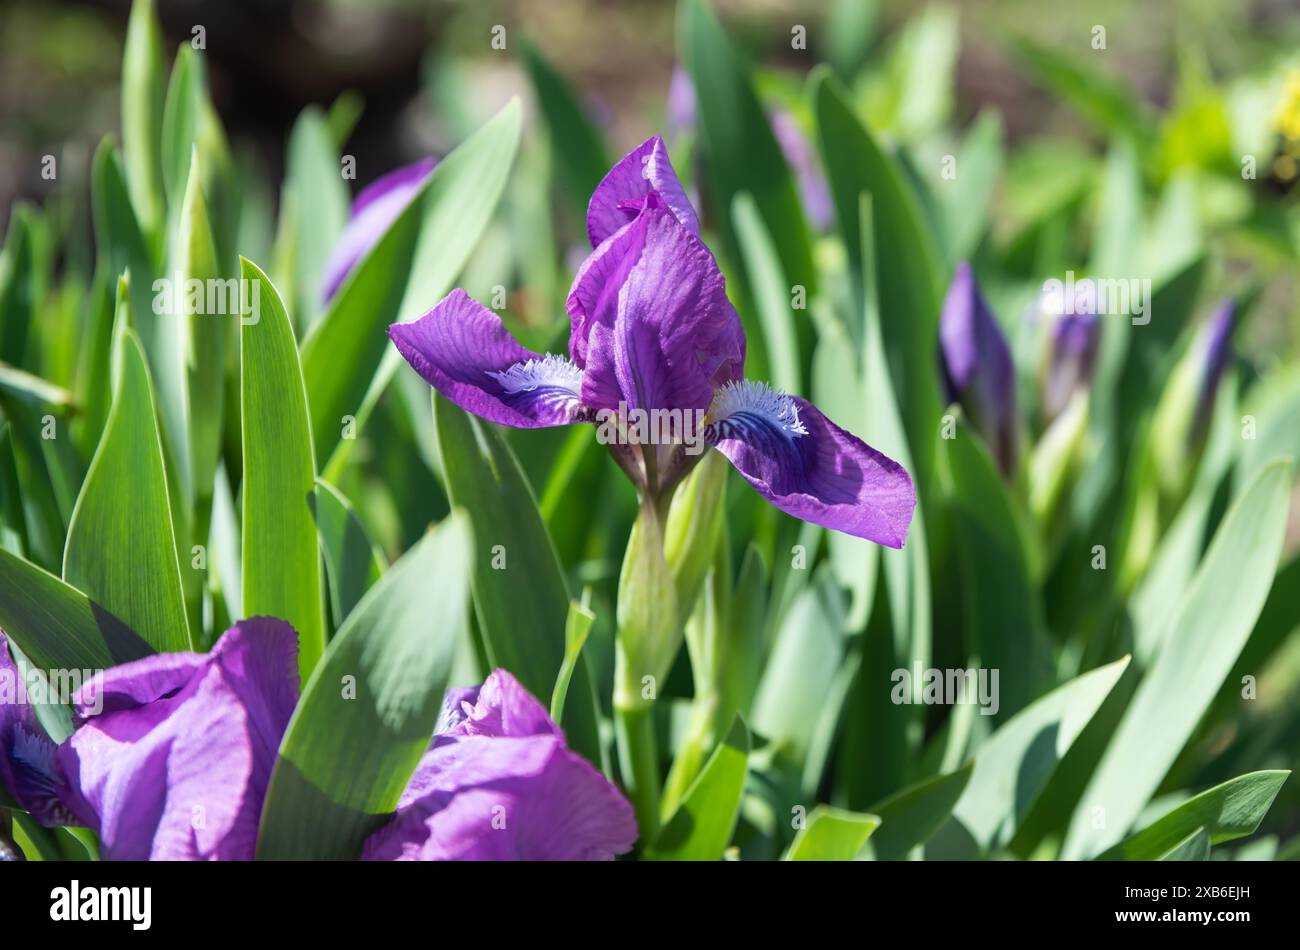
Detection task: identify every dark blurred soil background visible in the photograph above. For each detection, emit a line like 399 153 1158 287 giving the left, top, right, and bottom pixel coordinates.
4 0 1300 230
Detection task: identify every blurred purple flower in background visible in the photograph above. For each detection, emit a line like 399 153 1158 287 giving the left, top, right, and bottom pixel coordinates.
666 66 696 138
768 109 834 232
940 261 1019 476
1193 298 1237 441
363 669 636 861
1041 310 1101 427
390 136 915 546
667 67 832 232
320 157 437 304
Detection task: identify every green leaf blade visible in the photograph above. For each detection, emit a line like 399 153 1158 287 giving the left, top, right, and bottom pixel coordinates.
645 716 749 861
239 258 326 682
257 512 473 860
785 806 881 861
304 100 522 472
63 328 191 652
1099 771 1290 861
0 546 152 672
1063 461 1294 858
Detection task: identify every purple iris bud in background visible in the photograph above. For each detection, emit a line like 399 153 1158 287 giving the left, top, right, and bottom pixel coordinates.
390 136 915 547
363 669 636 860
320 157 437 305
0 635 74 826
769 109 834 233
940 262 1019 476
665 68 832 232
1193 298 1236 440
1041 310 1101 427
666 66 696 139
55 619 300 860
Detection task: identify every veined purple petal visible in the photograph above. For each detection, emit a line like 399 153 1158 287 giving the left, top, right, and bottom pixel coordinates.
362 670 636 861
586 136 699 248
56 619 299 861
1041 311 1101 426
567 195 744 416
390 289 586 429
940 262 1018 476
706 382 916 547
0 635 73 826
321 158 436 305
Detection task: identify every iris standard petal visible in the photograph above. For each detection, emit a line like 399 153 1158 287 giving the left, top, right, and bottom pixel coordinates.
56 618 299 860
707 381 916 548
568 196 744 415
390 289 586 429
0 634 73 826
363 670 636 861
586 136 699 247
320 158 436 304
940 262 1018 475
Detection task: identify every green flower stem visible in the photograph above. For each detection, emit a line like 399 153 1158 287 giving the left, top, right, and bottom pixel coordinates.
614 694 661 846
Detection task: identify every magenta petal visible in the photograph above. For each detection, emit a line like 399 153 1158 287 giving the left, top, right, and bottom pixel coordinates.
708 384 916 547
0 635 73 826
567 197 744 415
390 290 586 429
586 136 699 248
56 618 299 860
363 670 636 861
321 158 436 305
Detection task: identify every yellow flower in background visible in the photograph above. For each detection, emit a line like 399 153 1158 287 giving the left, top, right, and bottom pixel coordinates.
1276 69 1300 141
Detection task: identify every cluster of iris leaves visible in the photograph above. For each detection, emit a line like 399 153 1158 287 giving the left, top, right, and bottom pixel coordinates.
1 0 1299 861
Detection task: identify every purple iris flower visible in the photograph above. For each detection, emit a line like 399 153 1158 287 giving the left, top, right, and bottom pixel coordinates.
320 157 437 305
2 619 299 860
59 618 299 860
0 635 74 827
390 136 915 547
363 669 636 861
1193 298 1236 440
1041 310 1101 426
940 262 1019 476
